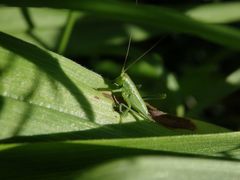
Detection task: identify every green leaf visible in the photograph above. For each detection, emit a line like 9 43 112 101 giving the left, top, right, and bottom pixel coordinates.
0 30 119 140
0 7 154 56
77 156 240 180
1 0 240 50
0 31 229 141
0 7 70 50
0 132 239 179
186 2 240 24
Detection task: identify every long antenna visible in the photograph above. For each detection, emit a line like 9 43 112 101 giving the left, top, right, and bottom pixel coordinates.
122 34 132 73
123 38 162 73
121 0 138 73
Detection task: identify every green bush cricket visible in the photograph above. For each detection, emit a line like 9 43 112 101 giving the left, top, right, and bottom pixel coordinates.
113 35 164 122
109 0 166 122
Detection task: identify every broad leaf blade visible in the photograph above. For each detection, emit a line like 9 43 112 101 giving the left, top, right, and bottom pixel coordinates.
0 31 229 140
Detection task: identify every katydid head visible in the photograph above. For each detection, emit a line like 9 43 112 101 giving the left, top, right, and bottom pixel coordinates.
115 71 129 86
115 75 123 85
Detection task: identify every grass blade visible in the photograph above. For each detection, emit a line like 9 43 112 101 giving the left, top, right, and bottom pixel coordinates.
1 0 240 50
0 132 239 179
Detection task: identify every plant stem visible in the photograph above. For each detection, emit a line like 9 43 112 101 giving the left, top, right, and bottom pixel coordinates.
57 11 78 55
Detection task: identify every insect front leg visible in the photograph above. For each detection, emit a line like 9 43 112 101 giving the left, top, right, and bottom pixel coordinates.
118 102 131 123
112 92 132 123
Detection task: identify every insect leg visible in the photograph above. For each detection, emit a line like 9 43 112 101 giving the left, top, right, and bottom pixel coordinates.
118 103 150 123
118 102 131 123
112 94 127 123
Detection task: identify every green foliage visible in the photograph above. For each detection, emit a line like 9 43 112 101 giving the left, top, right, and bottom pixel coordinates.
0 0 240 179
186 2 240 23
